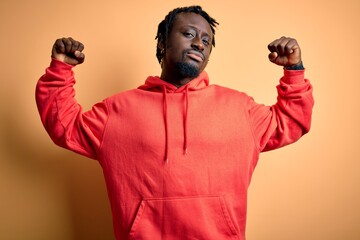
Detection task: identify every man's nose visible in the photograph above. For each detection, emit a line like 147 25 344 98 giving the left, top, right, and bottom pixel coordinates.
191 37 204 51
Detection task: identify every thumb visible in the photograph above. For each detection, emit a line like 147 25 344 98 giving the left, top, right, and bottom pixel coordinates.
268 52 278 62
74 50 85 63
63 50 85 66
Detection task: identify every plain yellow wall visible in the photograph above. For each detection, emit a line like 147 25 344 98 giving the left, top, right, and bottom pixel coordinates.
1 0 359 239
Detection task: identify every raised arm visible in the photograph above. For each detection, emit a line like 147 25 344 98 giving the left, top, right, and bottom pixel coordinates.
249 37 314 152
36 38 108 160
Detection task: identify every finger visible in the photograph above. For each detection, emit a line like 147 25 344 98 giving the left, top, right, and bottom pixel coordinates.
286 39 300 54
71 39 85 56
67 37 79 53
268 36 286 51
269 36 294 55
78 42 84 52
284 38 298 55
276 37 291 56
68 37 84 53
267 38 279 53
62 37 73 53
54 38 66 53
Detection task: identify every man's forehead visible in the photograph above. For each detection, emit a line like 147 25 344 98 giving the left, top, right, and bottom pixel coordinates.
173 12 212 34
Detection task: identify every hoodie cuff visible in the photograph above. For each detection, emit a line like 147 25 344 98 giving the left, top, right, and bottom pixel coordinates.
49 58 74 70
42 58 75 83
282 69 306 85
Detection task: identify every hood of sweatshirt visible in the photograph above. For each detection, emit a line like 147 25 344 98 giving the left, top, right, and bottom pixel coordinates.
138 71 209 93
137 71 210 163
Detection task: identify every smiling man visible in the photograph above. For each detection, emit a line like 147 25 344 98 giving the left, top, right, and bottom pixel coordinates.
36 5 314 240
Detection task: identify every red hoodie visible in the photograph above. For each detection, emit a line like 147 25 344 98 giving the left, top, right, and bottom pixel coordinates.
36 59 314 240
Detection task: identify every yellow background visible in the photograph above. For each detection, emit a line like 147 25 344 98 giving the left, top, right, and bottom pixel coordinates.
1 0 359 239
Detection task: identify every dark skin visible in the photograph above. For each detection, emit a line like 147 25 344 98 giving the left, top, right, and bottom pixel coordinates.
158 13 213 87
51 15 302 87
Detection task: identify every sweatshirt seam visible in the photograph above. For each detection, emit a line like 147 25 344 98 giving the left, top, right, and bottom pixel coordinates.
54 88 68 136
97 99 110 161
54 90 91 156
53 68 73 137
245 98 262 153
53 73 97 159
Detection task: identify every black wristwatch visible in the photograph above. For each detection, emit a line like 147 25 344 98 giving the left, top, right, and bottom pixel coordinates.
285 62 305 70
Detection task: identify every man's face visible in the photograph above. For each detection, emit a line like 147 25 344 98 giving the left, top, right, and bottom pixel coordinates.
162 12 213 78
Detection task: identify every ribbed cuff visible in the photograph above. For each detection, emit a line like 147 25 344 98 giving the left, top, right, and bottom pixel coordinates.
282 68 305 84
49 58 74 70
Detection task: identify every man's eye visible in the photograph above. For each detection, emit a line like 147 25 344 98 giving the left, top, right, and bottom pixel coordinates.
202 39 210 46
184 32 194 38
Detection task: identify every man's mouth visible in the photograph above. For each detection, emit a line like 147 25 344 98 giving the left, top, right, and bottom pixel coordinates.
186 50 204 62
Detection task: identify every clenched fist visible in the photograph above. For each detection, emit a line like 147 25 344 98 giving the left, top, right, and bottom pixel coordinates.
52 37 85 66
268 37 302 67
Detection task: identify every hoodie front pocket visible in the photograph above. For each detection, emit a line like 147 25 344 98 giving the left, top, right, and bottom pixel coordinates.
129 195 238 240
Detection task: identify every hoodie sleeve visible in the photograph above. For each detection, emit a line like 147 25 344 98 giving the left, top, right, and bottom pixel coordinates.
248 69 314 152
35 58 109 160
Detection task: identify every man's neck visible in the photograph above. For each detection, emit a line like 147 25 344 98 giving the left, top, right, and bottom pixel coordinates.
160 71 194 88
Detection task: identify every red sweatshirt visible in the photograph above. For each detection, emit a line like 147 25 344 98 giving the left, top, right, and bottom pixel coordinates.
36 59 314 240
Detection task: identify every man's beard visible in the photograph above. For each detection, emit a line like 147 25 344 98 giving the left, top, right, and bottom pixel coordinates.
176 62 200 78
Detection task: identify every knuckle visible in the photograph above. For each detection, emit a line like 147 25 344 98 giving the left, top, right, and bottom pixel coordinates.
62 37 71 45
63 42 71 48
55 38 63 45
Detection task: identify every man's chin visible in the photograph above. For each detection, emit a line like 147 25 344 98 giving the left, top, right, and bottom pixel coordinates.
176 62 200 78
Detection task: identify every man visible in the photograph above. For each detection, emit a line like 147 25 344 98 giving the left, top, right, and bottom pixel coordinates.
36 5 313 240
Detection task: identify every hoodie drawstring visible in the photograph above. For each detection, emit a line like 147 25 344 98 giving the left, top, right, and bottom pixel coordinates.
162 85 169 163
162 85 190 163
138 72 209 164
183 85 189 155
